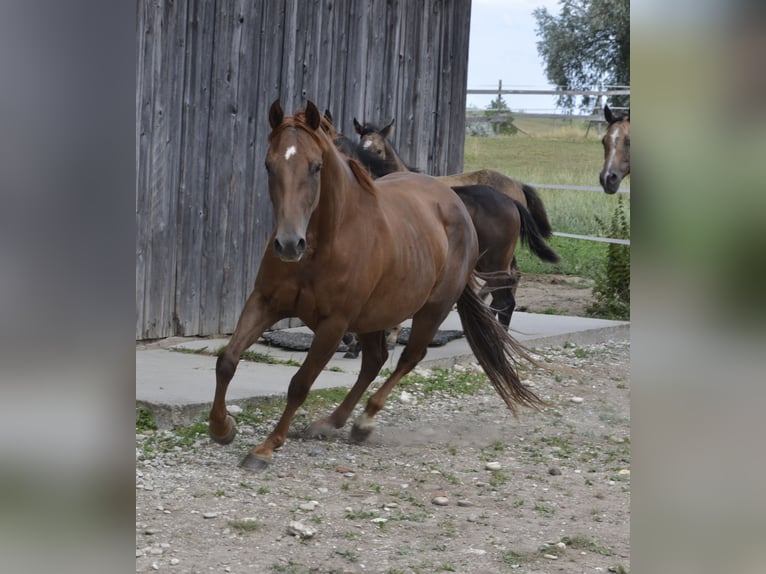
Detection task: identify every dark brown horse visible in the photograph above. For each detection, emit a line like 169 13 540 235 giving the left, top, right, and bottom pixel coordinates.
349 117 559 327
208 100 543 471
599 105 630 194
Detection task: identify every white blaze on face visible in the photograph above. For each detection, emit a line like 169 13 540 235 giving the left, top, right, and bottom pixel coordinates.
284 145 297 161
362 140 373 149
606 129 619 168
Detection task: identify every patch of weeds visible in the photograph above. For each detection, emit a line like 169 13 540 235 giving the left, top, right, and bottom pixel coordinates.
239 482 253 490
335 549 359 562
398 368 486 398
309 515 322 524
368 482 382 493
389 511 429 523
533 500 555 514
562 534 614 556
609 565 629 573
257 486 270 495
512 499 525 508
136 407 157 432
341 482 350 491
343 530 360 540
541 307 565 315
344 509 377 520
502 550 527 567
573 347 594 358
488 470 510 488
538 435 577 459
227 518 261 532
214 489 226 497
439 564 456 572
491 440 506 451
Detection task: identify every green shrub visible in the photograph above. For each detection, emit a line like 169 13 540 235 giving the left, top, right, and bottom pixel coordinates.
587 197 630 319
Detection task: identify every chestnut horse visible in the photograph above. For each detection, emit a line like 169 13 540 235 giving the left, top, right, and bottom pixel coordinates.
208 101 543 471
599 105 630 194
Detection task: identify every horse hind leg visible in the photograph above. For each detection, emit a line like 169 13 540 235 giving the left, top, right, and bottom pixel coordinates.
209 292 280 446
350 308 445 443
303 331 388 439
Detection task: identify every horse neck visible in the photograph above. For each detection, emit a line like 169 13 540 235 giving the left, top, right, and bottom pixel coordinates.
383 139 410 172
314 140 361 236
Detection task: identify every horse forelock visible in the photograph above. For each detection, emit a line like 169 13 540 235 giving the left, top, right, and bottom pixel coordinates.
268 112 327 151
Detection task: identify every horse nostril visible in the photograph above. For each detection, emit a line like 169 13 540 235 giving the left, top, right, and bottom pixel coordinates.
273 238 283 254
296 238 306 253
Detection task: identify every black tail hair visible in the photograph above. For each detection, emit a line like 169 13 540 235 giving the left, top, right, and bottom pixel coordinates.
513 199 560 264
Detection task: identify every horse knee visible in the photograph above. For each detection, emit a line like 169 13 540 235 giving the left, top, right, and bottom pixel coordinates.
216 351 238 382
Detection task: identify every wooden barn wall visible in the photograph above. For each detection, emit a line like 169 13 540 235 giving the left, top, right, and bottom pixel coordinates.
136 0 472 339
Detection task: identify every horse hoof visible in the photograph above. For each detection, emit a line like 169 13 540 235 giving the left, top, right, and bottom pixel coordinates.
209 415 237 445
239 452 271 472
303 420 335 440
350 414 374 443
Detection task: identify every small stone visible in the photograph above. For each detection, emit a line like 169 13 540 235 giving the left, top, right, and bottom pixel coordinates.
432 496 449 506
371 517 388 524
317 487 328 494
618 469 630 476
226 405 242 415
287 520 316 540
203 512 219 519
466 548 486 555
556 542 567 549
548 467 562 476
336 466 352 474
144 527 159 535
299 500 319 511
383 502 399 509
457 500 474 507
398 391 414 403
170 558 180 566
136 549 144 557
543 553 559 560
466 514 478 522
149 547 164 555
151 563 159 571
485 462 502 471
570 396 584 404
343 472 355 478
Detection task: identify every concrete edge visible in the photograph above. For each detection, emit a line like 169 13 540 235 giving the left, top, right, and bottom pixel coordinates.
137 323 630 430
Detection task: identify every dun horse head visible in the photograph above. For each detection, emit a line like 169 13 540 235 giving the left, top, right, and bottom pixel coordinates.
599 105 630 194
265 100 325 261
353 117 395 158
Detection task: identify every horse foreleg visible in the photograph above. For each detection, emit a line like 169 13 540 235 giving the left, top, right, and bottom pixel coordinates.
209 292 280 445
303 331 388 439
351 310 444 442
239 319 348 472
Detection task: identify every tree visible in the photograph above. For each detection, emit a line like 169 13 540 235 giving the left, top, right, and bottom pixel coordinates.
533 0 629 112
484 94 518 135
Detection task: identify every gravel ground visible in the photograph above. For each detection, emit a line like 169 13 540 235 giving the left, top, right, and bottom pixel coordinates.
136 337 629 574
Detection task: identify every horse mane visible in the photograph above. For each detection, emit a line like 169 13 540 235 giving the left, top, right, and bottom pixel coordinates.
271 109 377 195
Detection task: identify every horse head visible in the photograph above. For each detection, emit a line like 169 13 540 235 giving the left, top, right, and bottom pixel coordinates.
265 99 325 261
353 117 395 158
599 105 630 194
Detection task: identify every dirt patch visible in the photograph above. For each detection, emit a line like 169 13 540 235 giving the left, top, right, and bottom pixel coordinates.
516 273 595 318
136 334 629 573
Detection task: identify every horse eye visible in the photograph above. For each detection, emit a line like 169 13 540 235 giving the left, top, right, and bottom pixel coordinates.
311 162 322 174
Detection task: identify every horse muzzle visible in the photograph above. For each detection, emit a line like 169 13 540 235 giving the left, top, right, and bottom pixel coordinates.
273 233 307 262
599 170 621 195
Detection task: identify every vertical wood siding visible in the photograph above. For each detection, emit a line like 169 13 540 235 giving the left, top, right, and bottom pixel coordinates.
136 0 472 339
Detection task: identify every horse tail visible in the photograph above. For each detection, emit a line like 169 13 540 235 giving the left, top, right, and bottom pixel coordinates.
513 199 560 264
520 184 553 239
456 278 546 415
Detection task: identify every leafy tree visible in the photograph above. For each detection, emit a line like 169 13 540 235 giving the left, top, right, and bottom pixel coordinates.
534 0 629 112
484 94 518 135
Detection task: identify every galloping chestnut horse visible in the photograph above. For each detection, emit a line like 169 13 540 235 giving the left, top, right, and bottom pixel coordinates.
599 105 630 194
208 101 543 471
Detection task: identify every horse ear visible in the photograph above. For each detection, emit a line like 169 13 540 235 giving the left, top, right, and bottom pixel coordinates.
324 109 334 124
305 100 321 130
603 105 614 124
381 118 395 138
353 118 363 135
269 100 284 129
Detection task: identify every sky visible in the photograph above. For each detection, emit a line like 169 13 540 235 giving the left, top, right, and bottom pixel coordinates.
466 0 562 112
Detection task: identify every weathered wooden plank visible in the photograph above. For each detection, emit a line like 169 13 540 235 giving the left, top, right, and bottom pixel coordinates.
174 0 217 336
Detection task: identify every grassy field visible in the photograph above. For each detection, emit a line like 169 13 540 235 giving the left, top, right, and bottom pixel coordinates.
461 117 630 280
